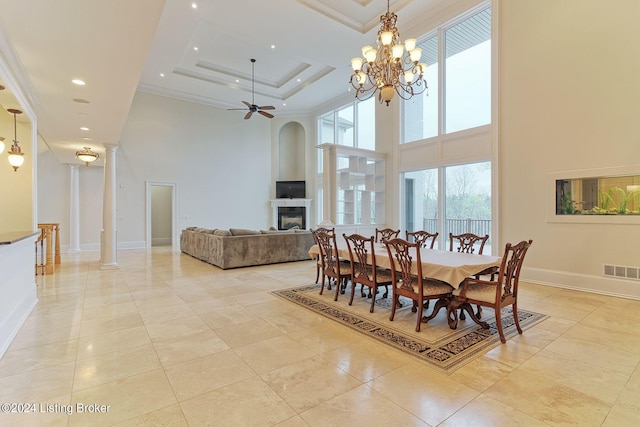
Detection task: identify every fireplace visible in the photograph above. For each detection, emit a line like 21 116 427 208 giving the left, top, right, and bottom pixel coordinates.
270 198 312 230
278 207 306 230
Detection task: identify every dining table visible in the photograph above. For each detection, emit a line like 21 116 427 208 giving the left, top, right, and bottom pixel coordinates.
309 241 501 290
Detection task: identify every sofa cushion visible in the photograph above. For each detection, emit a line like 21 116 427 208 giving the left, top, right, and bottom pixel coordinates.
229 228 260 236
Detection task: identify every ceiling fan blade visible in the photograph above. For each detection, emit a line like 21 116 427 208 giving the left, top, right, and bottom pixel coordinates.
258 110 274 119
259 105 275 110
244 111 253 120
242 101 252 108
228 108 248 111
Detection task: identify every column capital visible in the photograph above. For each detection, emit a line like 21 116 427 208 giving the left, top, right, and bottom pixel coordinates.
102 143 119 152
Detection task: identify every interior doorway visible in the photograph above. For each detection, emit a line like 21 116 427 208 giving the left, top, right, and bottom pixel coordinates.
146 181 177 248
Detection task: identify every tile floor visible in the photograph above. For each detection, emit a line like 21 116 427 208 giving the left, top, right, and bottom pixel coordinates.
0 247 639 426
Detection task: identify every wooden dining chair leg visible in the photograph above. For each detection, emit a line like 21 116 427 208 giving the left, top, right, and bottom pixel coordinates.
369 284 377 313
348 280 357 306
495 306 506 344
389 294 399 321
513 303 522 335
415 298 424 332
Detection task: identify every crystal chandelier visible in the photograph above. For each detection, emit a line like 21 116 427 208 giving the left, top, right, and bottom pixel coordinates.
349 0 427 106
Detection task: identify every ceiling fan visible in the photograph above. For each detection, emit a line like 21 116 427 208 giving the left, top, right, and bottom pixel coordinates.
228 59 275 119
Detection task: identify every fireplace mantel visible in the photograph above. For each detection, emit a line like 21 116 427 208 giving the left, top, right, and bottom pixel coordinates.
270 199 312 230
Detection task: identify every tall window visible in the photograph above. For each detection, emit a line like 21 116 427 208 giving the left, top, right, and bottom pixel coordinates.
403 5 491 143
317 98 375 148
445 8 492 133
404 168 439 247
404 161 491 251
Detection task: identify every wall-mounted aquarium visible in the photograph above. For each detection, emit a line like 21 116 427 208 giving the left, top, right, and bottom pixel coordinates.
555 174 640 215
548 167 640 224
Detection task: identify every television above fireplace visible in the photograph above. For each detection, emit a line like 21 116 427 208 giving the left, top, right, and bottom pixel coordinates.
276 181 306 199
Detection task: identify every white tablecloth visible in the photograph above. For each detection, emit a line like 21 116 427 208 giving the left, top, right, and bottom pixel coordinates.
309 243 501 289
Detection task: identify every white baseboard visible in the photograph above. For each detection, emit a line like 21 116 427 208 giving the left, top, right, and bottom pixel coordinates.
522 266 640 300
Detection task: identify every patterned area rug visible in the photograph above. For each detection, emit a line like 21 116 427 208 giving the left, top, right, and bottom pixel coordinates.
272 284 548 373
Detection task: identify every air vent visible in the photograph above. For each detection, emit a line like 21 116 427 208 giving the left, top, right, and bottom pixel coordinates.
604 264 640 281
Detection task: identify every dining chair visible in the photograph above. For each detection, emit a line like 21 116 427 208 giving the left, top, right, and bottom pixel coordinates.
449 232 489 254
343 233 392 312
314 228 352 301
384 238 454 332
375 227 400 243
311 227 334 287
448 232 494 320
406 230 438 249
447 239 533 343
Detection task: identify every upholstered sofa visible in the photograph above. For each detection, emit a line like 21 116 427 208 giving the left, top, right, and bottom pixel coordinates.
180 227 315 269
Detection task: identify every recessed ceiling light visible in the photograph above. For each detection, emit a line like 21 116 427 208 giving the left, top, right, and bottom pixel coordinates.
191 2 197 8
283 103 286 106
72 98 90 104
80 127 90 131
72 79 86 86
193 46 198 51
297 79 301 82
81 137 93 141
271 45 276 49
160 73 165 77
235 79 240 83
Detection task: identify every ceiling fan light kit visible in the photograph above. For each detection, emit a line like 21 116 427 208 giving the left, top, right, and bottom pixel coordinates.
228 59 276 119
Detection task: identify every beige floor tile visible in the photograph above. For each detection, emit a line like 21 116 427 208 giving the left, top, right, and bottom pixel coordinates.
480 338 542 368
272 415 312 427
3 249 640 426
144 314 211 342
73 343 161 391
137 303 196 325
369 361 479 425
448 355 514 392
76 326 152 360
198 304 260 329
614 365 640 413
79 312 144 337
234 335 316 375
483 369 610 426
543 335 640 375
288 322 366 354
68 369 177 427
214 318 284 348
300 384 428 426
180 376 296 426
262 307 328 334
113 403 188 427
80 301 140 322
164 350 256 401
152 329 229 367
321 338 414 382
261 355 363 412
0 393 71 427
0 362 75 403
601 404 640 427
1 338 73 380
439 394 548 427
518 349 629 404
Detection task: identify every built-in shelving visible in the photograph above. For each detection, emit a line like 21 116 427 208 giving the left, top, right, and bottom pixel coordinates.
318 143 386 226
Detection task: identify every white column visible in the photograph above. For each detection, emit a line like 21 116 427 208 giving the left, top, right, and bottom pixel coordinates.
101 144 118 269
68 164 81 252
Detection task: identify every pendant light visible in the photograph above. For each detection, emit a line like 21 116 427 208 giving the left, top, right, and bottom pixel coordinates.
7 109 24 172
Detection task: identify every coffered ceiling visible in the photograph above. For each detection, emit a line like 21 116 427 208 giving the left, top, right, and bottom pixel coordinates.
0 0 449 165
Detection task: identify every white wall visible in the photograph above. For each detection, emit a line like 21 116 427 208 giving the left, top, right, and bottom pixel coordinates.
117 92 273 242
499 0 640 298
38 151 103 251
